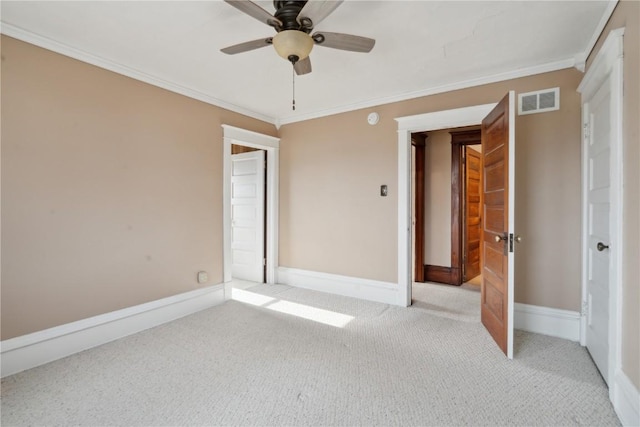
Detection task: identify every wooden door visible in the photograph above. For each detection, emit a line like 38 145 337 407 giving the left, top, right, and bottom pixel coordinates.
231 150 265 283
464 147 482 281
481 92 515 358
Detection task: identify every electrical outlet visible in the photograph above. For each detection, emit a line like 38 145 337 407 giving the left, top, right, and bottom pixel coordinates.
197 271 208 284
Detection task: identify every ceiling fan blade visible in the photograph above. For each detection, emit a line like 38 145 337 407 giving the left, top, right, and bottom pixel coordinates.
221 37 273 55
294 57 312 75
297 0 343 28
224 0 282 28
313 31 375 53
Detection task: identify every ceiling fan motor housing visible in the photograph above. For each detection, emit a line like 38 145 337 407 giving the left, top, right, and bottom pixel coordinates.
273 0 312 32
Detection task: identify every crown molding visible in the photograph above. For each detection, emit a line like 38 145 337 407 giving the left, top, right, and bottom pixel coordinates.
0 23 277 125
574 0 619 72
277 57 576 125
3 19 603 128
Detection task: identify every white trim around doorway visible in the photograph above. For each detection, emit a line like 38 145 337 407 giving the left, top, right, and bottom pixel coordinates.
222 125 280 291
395 104 496 307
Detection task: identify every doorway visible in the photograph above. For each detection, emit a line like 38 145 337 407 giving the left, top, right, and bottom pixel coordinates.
577 28 624 389
451 129 483 287
230 144 266 283
398 104 497 306
412 127 483 288
398 96 517 358
222 125 280 287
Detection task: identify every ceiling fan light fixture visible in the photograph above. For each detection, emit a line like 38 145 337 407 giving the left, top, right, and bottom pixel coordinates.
272 30 314 63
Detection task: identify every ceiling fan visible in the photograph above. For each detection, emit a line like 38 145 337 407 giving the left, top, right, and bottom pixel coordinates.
221 0 376 75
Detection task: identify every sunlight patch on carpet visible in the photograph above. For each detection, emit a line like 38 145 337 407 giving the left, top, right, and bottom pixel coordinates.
232 288 354 328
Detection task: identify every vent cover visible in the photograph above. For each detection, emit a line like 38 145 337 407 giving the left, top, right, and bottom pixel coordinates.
518 87 560 115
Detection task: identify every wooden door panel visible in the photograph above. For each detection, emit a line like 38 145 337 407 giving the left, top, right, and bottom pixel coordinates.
484 244 504 279
484 279 504 319
484 206 504 234
467 245 480 265
469 207 481 221
483 277 506 350
464 146 482 280
484 162 505 191
468 226 481 241
468 182 480 198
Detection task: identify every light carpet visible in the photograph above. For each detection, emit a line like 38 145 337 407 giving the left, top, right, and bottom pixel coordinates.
1 281 620 426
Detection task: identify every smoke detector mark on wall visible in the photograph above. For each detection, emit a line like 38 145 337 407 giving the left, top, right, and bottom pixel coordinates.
518 87 560 115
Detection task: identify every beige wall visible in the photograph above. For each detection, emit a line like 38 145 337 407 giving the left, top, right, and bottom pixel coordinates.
279 111 398 282
280 68 584 309
0 36 276 340
586 0 640 390
423 130 452 267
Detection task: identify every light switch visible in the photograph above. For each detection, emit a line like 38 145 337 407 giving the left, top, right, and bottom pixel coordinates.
381 185 388 197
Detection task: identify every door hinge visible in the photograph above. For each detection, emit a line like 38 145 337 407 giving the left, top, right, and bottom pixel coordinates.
263 258 266 266
583 122 590 140
581 300 588 317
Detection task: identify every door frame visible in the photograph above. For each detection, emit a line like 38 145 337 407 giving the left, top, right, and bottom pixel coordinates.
577 28 624 390
412 134 426 283
396 103 496 306
222 125 280 286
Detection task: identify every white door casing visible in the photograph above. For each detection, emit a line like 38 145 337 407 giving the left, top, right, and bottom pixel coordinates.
505 91 516 360
578 28 624 390
231 150 265 282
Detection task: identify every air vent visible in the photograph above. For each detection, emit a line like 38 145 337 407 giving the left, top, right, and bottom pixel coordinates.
518 87 560 115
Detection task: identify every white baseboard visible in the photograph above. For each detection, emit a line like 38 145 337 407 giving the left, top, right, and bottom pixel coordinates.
1 283 228 378
277 267 399 305
514 303 581 341
613 370 640 427
224 281 233 301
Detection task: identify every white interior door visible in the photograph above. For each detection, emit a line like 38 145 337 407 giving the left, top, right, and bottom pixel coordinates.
231 150 265 282
583 73 613 384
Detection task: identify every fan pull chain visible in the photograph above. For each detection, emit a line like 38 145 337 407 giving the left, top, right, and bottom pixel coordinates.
292 66 296 111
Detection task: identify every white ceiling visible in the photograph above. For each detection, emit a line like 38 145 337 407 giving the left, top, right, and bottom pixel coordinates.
1 1 613 125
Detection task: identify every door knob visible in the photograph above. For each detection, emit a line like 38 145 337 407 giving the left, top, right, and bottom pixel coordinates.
515 235 523 243
597 242 609 252
494 234 507 242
